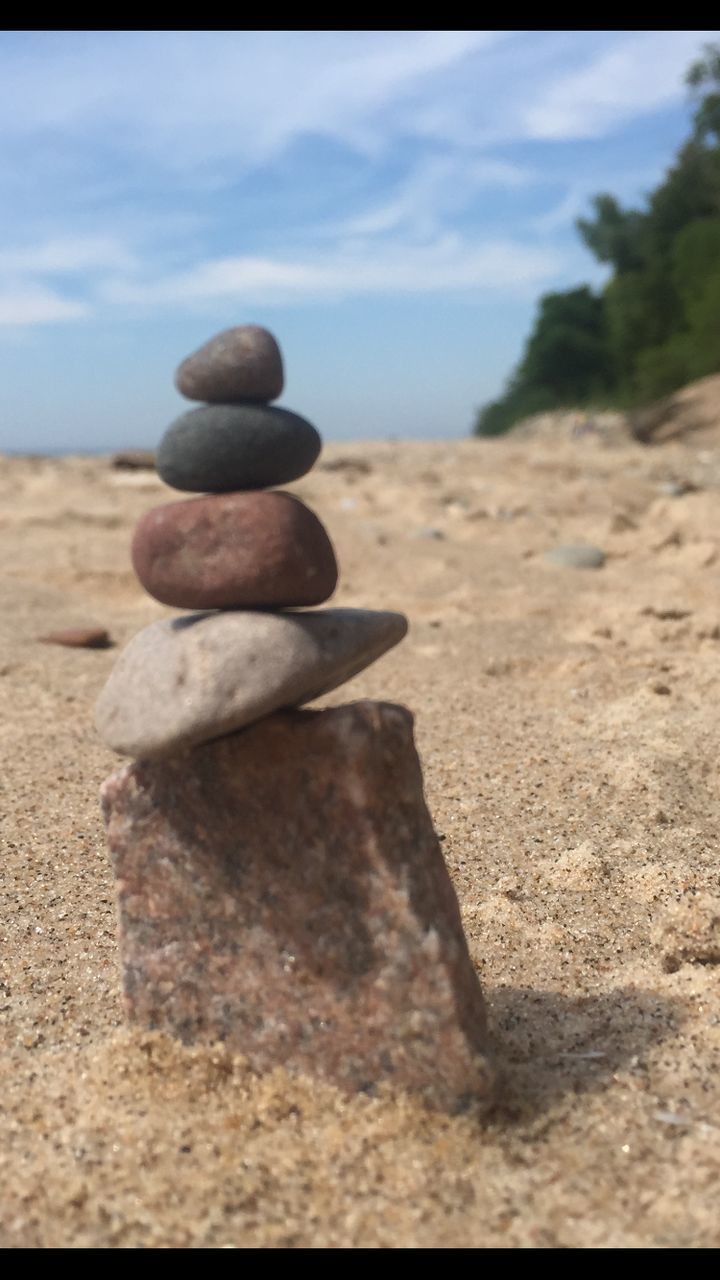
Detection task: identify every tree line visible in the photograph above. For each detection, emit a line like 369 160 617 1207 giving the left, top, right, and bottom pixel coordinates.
474 44 720 437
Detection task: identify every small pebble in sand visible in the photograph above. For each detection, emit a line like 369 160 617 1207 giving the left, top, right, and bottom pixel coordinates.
544 544 606 569
111 450 156 470
39 627 111 649
319 457 372 476
413 527 445 540
658 479 698 497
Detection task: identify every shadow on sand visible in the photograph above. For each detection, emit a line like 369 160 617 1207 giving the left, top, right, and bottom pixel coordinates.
483 983 682 1125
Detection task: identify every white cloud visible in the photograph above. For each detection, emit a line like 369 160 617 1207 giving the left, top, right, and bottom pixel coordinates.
1 29 718 330
529 154 687 236
524 30 719 140
0 235 136 275
531 190 587 234
335 154 534 240
102 235 562 307
0 31 504 166
0 285 89 326
0 30 717 180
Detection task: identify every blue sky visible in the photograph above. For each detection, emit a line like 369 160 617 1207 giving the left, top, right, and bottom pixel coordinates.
1 29 719 452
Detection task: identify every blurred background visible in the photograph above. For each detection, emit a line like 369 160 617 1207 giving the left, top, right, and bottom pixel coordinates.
1 28 719 452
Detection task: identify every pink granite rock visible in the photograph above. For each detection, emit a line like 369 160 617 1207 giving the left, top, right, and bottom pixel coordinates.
131 490 338 610
100 700 495 1111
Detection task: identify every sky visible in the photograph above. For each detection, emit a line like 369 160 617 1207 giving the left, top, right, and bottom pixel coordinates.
1 28 719 452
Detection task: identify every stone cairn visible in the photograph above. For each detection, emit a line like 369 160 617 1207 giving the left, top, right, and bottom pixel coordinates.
96 325 494 1111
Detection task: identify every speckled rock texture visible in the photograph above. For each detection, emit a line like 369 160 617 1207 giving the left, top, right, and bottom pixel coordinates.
94 607 408 759
156 404 321 492
131 491 338 609
100 700 495 1111
175 325 284 404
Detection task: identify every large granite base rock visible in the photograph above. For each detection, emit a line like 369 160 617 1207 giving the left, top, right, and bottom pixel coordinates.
100 701 495 1111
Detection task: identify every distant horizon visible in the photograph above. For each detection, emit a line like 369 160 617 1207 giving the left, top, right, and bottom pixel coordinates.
1 436 460 458
1 30 718 452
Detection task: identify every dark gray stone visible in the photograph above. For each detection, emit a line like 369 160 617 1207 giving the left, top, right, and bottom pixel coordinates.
156 404 322 493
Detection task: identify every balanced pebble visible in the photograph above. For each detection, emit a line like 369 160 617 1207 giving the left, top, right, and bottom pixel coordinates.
175 325 284 404
95 608 409 758
131 491 338 610
157 404 321 492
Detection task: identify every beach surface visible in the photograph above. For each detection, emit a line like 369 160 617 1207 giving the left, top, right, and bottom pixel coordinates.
1 420 719 1248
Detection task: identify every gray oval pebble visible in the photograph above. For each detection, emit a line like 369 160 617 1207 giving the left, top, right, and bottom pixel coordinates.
544 544 606 569
156 404 322 492
95 607 408 758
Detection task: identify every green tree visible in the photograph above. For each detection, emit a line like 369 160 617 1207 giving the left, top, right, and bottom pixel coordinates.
576 194 646 273
647 140 720 251
474 287 610 435
603 266 684 396
686 42 720 142
473 42 720 437
517 287 611 401
673 216 720 379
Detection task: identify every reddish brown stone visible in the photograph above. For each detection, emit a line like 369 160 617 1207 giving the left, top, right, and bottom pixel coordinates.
39 626 111 649
100 701 495 1111
131 491 338 610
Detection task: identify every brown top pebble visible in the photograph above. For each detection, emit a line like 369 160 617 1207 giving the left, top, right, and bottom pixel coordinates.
175 325 284 404
39 627 111 649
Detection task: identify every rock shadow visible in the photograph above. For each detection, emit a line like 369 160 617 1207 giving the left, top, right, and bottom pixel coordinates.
484 983 683 1124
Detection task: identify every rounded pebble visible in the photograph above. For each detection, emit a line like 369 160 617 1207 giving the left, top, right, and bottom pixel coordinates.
156 404 322 493
413 527 445 540
132 491 338 610
175 325 284 403
95 608 409 758
39 627 111 649
544 544 606 569
111 450 156 471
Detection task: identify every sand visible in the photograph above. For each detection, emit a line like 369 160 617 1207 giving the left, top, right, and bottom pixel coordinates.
1 424 719 1248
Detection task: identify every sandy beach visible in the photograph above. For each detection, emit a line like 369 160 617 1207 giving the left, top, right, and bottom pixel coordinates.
1 421 719 1248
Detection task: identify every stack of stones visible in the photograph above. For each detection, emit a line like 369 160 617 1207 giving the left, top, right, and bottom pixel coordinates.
96 325 495 1113
95 325 407 758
